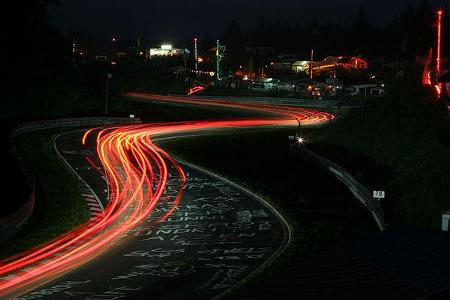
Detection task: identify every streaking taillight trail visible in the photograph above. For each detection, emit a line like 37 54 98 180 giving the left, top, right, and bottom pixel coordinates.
0 93 333 298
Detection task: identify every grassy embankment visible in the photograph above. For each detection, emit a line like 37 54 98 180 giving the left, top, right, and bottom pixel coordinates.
0 62 195 259
0 130 90 259
158 129 378 287
309 71 450 229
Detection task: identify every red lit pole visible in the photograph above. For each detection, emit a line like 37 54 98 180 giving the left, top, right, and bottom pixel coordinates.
437 10 443 75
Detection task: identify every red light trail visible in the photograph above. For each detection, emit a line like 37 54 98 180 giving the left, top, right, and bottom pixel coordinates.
187 86 205 96
127 92 335 125
0 93 333 298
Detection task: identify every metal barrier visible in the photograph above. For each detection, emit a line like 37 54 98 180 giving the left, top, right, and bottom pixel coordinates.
11 117 141 139
149 93 345 109
296 147 385 231
0 176 35 241
0 117 142 241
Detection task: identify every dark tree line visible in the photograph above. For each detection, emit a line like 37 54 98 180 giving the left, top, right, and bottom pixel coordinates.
1 0 69 78
220 1 448 67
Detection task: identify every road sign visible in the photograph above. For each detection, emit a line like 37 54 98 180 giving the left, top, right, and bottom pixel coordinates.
442 211 450 232
373 191 385 200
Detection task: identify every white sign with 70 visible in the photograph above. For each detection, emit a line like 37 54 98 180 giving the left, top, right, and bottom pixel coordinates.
373 191 385 199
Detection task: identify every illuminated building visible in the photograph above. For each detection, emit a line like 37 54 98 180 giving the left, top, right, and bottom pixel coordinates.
148 44 190 58
293 56 369 75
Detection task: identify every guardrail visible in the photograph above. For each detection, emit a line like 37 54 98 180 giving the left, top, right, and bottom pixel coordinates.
1 117 142 242
294 147 385 231
11 117 141 139
0 176 35 241
164 93 346 108
129 92 360 109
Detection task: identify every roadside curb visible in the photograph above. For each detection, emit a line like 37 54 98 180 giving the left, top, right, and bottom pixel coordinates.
53 132 105 221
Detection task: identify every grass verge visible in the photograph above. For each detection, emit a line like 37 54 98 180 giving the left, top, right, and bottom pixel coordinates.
309 72 450 229
158 128 378 295
0 129 90 259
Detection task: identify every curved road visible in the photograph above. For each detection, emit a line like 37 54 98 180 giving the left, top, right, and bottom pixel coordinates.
0 94 333 299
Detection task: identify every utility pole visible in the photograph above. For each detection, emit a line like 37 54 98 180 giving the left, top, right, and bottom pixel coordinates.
105 73 112 115
112 37 117 54
194 38 198 71
216 40 221 81
137 34 142 55
310 49 314 81
327 104 333 139
72 39 77 69
361 87 367 121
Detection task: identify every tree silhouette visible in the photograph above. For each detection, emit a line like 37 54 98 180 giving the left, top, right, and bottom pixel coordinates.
351 4 373 56
1 0 65 74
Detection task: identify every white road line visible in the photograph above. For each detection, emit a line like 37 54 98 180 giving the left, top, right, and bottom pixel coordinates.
162 158 293 300
54 133 105 219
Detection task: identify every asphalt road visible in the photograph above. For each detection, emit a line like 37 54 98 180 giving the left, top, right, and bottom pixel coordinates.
1 94 333 299
11 130 290 300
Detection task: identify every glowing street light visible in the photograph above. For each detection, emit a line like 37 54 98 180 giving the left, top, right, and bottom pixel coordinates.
112 37 118 54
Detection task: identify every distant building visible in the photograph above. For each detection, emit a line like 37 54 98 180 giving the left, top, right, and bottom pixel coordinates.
345 84 384 98
148 44 190 58
270 54 299 76
276 54 299 63
292 61 310 73
249 78 276 91
293 56 369 75
272 62 293 72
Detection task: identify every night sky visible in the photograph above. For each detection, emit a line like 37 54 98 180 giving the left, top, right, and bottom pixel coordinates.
51 0 434 42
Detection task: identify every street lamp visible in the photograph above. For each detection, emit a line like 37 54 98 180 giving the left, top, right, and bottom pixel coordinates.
105 73 112 115
112 37 117 54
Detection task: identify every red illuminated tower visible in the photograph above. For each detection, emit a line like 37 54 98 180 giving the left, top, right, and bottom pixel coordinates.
437 10 443 75
434 9 444 96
